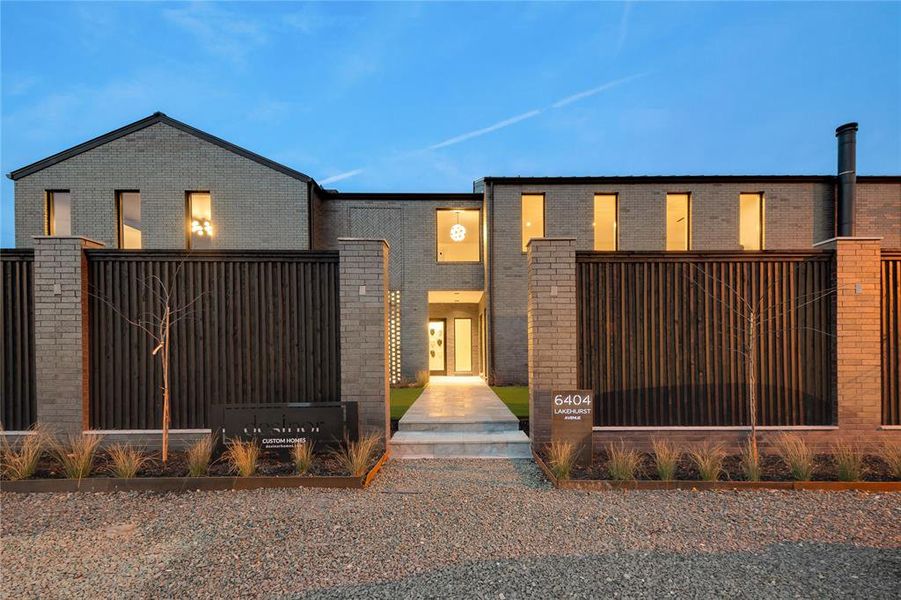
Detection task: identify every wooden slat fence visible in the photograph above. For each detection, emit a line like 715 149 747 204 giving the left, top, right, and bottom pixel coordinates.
87 250 340 430
577 251 836 427
883 250 901 425
1 250 36 430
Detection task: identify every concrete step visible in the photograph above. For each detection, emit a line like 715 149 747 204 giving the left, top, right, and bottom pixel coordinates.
398 417 521 433
390 430 532 459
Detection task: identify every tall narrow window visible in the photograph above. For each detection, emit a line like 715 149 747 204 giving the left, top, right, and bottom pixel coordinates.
117 191 142 249
46 191 71 236
436 209 480 262
739 192 764 250
665 193 690 251
187 192 213 249
593 193 618 250
521 193 545 252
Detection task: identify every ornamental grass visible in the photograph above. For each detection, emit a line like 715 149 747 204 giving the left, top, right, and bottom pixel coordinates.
605 441 641 481
772 433 814 481
186 435 215 477
52 433 102 480
651 437 680 481
0 425 50 481
545 440 577 481
106 444 151 479
223 439 259 477
831 442 865 482
688 442 726 482
291 440 315 475
332 434 380 477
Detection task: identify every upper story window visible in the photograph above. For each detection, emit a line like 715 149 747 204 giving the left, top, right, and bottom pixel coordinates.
739 192 765 250
665 193 690 251
436 209 480 262
521 193 545 252
593 193 618 251
46 190 72 236
187 192 213 249
117 191 142 249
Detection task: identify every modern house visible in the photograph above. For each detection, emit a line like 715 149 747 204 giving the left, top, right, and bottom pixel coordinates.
9 113 901 388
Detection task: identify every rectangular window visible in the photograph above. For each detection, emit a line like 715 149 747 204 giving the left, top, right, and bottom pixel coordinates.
521 193 545 252
665 193 690 251
454 318 472 373
117 191 142 249
593 193 618 250
186 192 213 249
46 191 72 236
436 209 480 262
739 192 764 250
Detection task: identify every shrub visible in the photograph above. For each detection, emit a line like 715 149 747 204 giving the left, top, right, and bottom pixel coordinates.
186 435 214 477
880 441 901 480
0 425 49 481
291 440 315 475
106 444 150 479
415 369 430 387
650 438 679 481
831 442 864 482
688 442 726 481
740 442 761 482
545 440 576 481
223 439 259 477
332 434 380 477
605 441 641 481
772 433 814 481
52 434 102 480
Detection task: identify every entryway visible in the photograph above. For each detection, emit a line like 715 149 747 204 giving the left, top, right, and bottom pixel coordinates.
392 376 531 458
427 290 485 377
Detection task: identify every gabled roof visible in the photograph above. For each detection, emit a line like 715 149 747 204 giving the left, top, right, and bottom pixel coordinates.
7 112 313 182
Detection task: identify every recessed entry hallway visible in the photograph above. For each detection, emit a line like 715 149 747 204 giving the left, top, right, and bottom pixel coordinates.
391 376 531 459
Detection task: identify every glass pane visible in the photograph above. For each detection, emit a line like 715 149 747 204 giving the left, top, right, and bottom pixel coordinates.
666 193 690 251
119 192 142 249
436 209 480 262
521 194 544 252
189 192 213 249
50 191 71 236
593 194 617 251
739 193 763 250
454 318 472 373
428 321 445 373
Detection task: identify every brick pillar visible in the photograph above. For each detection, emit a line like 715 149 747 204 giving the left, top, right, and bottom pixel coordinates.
33 236 104 434
815 237 883 435
338 239 390 441
527 238 578 448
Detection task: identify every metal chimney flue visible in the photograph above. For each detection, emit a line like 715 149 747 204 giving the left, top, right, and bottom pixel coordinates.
835 122 858 237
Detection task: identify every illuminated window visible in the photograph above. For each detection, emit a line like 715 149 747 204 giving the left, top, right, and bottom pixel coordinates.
593 193 618 250
117 191 142 249
436 209 480 262
46 191 71 236
665 193 690 251
521 193 545 252
739 192 764 250
187 192 213 249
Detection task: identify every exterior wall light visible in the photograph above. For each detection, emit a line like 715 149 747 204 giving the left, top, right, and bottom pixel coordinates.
192 219 213 236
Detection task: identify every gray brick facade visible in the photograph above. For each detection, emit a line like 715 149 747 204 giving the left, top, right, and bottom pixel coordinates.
15 122 310 250
339 239 390 438
33 236 104 434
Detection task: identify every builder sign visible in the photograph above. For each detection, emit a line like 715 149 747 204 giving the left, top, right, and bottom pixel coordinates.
212 402 359 455
551 390 593 465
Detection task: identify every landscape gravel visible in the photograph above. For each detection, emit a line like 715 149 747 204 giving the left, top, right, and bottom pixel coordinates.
2 459 899 599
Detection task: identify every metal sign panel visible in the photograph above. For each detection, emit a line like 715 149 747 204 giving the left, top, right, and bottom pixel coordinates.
551 390 593 466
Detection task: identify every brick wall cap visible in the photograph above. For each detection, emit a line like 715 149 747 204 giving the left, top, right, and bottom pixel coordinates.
337 238 390 249
33 235 106 246
813 236 883 248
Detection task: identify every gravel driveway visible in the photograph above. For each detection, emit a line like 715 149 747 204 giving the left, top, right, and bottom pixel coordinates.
2 459 900 599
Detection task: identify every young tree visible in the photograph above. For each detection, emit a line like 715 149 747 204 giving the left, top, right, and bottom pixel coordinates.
93 261 203 462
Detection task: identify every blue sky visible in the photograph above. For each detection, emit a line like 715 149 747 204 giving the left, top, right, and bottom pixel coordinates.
2 1 899 246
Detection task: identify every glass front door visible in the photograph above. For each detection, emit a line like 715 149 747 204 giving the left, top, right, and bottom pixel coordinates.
428 320 446 374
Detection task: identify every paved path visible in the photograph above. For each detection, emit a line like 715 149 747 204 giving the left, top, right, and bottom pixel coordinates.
393 376 530 458
399 376 519 425
2 460 899 599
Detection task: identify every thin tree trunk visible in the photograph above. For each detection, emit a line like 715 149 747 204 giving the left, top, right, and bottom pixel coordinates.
162 307 171 463
748 310 758 461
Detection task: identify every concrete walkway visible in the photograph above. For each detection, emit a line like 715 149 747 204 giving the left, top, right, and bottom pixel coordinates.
392 376 531 458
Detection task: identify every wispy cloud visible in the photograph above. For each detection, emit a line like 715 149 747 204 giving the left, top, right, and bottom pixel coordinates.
428 109 542 150
320 168 366 185
551 73 646 108
162 2 269 66
321 72 647 184
615 1 634 57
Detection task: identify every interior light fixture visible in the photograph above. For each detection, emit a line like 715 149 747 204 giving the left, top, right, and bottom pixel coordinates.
450 211 466 242
192 219 213 237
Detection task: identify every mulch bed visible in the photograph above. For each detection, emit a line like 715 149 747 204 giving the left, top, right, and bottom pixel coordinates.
547 449 899 483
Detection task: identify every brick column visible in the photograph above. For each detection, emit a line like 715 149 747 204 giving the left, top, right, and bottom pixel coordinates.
33 236 104 434
527 238 578 447
815 237 883 437
338 239 390 441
